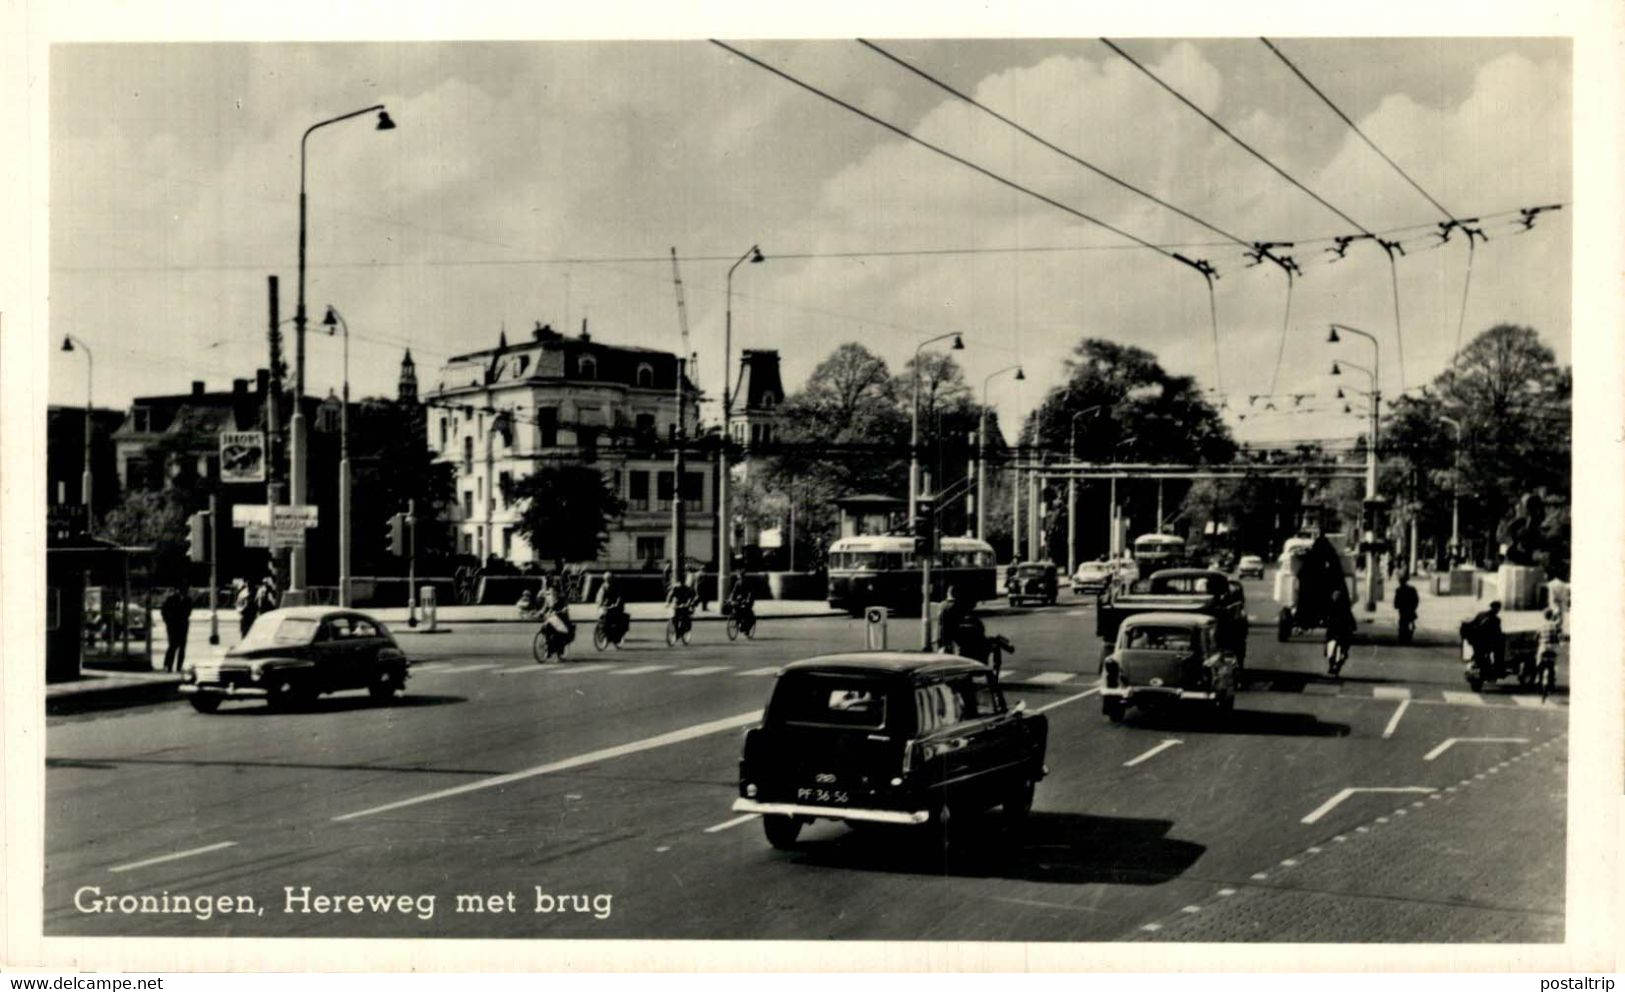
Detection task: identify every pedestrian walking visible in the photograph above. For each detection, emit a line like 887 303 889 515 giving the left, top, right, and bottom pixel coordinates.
160 586 193 672
235 578 259 637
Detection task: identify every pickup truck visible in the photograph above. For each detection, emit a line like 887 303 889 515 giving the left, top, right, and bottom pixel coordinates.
1096 568 1250 664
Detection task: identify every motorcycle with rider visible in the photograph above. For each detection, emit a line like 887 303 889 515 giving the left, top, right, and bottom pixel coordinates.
936 586 1015 676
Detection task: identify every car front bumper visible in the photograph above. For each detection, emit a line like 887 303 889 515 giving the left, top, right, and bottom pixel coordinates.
179 682 270 698
1099 685 1218 702
731 797 929 825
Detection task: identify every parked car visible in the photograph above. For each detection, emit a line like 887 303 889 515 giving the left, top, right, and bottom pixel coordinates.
181 607 410 713
732 653 1049 848
1007 560 1059 607
1100 612 1238 723
1237 555 1266 579
1097 568 1250 665
1071 560 1117 596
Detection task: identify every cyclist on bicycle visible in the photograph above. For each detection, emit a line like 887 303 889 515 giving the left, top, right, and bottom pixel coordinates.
1325 586 1356 673
665 579 697 638
1537 606 1564 679
535 584 576 661
725 578 756 627
597 571 628 642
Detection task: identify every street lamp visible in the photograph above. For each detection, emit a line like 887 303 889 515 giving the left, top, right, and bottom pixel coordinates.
909 331 964 521
60 335 94 520
1330 319 1383 611
1439 414 1464 565
977 365 1023 541
321 306 352 607
717 244 764 606
1066 404 1109 574
288 104 394 607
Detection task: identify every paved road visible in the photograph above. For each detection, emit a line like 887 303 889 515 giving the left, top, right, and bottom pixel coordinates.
44 577 1566 941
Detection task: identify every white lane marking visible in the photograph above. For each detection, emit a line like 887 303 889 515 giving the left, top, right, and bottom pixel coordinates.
1511 695 1547 708
1217 889 1236 897
1301 786 1436 825
499 665 559 675
1033 687 1100 715
552 664 611 675
333 709 764 822
109 841 237 874
1123 739 1183 768
1281 858 1298 867
1180 905 1201 914
608 665 676 676
703 813 760 834
736 666 780 677
673 666 732 677
995 670 1021 682
1423 736 1530 761
1141 923 1163 932
1381 699 1411 739
1250 872 1268 881
454 663 500 674
1372 686 1412 700
1022 672 1078 686
424 663 497 675
1441 691 1488 707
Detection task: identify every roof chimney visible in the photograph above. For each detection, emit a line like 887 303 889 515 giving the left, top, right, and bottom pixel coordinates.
191 381 206 396
533 321 556 342
232 378 249 395
255 369 269 394
580 318 590 342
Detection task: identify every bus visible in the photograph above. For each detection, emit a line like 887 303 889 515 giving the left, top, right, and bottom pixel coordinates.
826 535 998 616
1130 533 1188 579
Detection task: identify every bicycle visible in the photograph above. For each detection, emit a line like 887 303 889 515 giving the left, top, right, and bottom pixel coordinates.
665 610 693 647
1538 648 1559 702
723 603 757 642
593 609 628 651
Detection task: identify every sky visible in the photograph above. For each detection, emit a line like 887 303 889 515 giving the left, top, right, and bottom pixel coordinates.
45 35 1572 448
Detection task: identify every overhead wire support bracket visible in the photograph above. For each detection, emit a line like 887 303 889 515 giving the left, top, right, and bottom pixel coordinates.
1518 204 1562 231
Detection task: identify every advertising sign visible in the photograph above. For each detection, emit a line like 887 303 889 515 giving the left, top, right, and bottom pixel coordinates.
219 431 267 483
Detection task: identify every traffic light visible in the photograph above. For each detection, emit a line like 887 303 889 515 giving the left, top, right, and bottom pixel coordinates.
912 497 936 559
387 512 407 557
186 511 208 562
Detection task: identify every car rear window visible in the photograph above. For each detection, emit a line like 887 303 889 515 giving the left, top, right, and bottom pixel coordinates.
1123 626 1197 652
770 674 888 729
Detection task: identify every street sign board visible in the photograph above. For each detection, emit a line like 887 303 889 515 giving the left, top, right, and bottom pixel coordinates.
219 431 267 483
233 504 271 527
243 523 303 549
233 504 318 530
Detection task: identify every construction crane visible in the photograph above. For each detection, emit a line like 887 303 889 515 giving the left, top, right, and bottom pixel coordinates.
669 247 697 391
668 247 693 571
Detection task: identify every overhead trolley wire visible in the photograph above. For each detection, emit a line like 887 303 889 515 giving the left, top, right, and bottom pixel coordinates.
855 38 1265 396
709 40 1191 271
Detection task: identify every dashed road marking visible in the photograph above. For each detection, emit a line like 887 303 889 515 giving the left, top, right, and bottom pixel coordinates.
1301 787 1434 826
1033 687 1101 715
1381 699 1411 739
1124 739 1183 768
110 841 237 874
609 665 676 676
1441 690 1487 707
736 666 780 677
674 666 733 677
333 709 764 822
1423 736 1529 761
703 813 759 834
552 664 611 675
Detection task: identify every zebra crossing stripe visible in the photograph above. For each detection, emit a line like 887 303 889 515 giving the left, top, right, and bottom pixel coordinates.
1510 695 1548 708
1372 686 1412 700
674 666 733 677
1441 691 1488 707
609 665 676 675
736 666 780 677
1022 672 1078 685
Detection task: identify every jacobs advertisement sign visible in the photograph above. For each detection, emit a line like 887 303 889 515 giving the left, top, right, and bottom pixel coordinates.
218 431 267 484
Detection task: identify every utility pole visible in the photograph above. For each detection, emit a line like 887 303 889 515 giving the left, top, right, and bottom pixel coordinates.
266 276 287 584
207 493 220 645
407 498 418 627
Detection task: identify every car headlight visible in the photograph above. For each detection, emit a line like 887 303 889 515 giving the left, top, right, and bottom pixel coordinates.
744 783 758 798
249 661 266 679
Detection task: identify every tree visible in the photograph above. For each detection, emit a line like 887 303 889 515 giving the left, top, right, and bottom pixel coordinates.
1024 338 1236 561
1379 323 1570 572
100 489 193 583
506 464 627 569
350 397 457 567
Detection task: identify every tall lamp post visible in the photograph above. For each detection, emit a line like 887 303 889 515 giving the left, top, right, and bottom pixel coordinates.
1066 404 1109 574
60 335 94 520
977 365 1024 540
320 306 352 607
1439 414 1463 565
289 104 394 606
909 332 965 521
717 245 764 606
1330 322 1382 611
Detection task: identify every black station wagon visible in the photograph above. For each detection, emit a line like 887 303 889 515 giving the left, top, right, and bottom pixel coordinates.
733 653 1049 849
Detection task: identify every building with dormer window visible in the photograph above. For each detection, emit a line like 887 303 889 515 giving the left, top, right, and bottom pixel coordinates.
426 321 712 569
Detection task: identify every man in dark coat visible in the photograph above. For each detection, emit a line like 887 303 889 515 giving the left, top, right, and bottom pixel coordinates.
160 587 194 672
